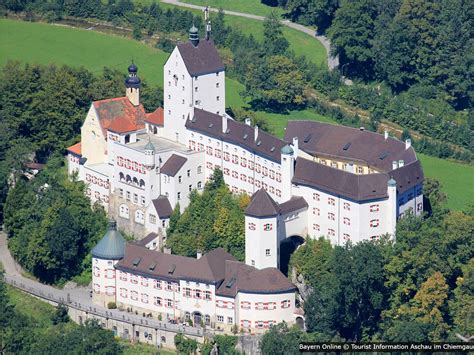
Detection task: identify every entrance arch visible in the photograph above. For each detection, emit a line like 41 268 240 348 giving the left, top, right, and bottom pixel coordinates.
279 235 305 276
193 311 202 326
295 316 305 330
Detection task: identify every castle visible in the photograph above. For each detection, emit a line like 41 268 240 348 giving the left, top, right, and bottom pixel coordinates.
68 19 424 333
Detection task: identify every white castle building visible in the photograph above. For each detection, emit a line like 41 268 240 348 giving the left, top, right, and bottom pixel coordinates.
68 21 424 332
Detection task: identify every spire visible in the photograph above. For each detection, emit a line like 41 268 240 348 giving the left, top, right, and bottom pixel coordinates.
189 23 199 47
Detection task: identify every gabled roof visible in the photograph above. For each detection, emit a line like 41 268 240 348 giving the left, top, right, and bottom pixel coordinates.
279 196 308 215
292 157 423 201
91 222 126 260
284 121 417 172
160 154 187 177
67 142 82 156
135 232 159 247
92 97 146 135
177 40 225 76
216 260 296 297
115 245 237 284
245 189 281 218
186 109 287 163
152 196 173 219
145 107 164 126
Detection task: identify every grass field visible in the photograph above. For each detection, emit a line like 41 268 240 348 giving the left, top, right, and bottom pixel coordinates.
180 0 284 17
418 154 473 211
7 287 57 327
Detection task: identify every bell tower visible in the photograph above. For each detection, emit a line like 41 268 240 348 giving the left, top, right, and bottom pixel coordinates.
125 62 141 106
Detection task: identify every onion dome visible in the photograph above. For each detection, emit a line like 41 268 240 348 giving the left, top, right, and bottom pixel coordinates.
91 220 126 260
128 63 138 74
144 138 155 152
189 24 200 47
281 144 294 155
125 75 141 89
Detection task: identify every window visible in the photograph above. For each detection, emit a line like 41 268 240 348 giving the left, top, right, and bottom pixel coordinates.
119 271 127 281
154 280 162 289
105 286 115 296
370 235 380 241
313 193 320 201
206 146 213 155
343 202 351 210
149 214 156 224
215 149 221 158
343 233 351 242
321 159 327 165
328 212 335 221
131 275 138 284
328 197 336 206
187 169 191 177
216 83 220 88
240 157 247 167
248 222 256 231
343 217 350 225
141 293 149 304
217 315 224 323
370 219 380 228
141 196 145 206
227 317 233 324
93 266 100 277
417 202 423 212
195 87 198 92
126 191 131 201
197 181 202 190
105 269 115 279
197 166 202 174
263 223 272 231
241 301 251 309
131 291 138 301
205 315 211 325
194 289 201 299
184 287 192 298
177 192 181 200
120 288 128 298
240 174 246 182
204 291 212 301
178 176 182 183
135 210 144 224
232 155 239 164
188 184 192 192
265 249 271 256
370 204 380 212
281 300 291 308
357 166 364 174
216 96 220 101
154 296 162 306
141 277 148 287
313 207 320 216
133 193 138 204
167 299 173 308
331 161 338 168
313 224 320 231
119 204 129 219
251 260 255 266
328 228 335 237
119 188 124 197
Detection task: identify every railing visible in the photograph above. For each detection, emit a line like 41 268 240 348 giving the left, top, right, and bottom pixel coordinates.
3 275 205 337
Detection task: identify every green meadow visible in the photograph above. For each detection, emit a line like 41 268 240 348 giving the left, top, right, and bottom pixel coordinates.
0 19 471 211
179 0 285 17
417 154 473 211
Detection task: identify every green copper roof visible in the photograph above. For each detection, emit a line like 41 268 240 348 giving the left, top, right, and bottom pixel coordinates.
189 24 198 34
281 144 294 155
387 178 397 187
91 221 126 260
144 138 155 151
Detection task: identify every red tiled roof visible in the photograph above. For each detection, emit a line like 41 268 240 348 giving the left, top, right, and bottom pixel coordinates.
92 97 146 135
67 142 82 156
145 107 164 126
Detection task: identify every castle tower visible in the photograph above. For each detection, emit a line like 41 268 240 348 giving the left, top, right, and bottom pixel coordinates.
280 144 295 202
125 62 141 106
245 189 280 269
91 220 126 307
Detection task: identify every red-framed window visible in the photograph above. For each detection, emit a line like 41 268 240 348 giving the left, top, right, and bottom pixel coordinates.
141 277 148 286
248 161 254 170
93 266 100 277
281 300 291 308
206 146 213 155
269 170 275 179
248 222 256 230
215 149 222 158
120 288 128 298
248 176 254 184
269 186 275 194
198 143 204 151
328 212 335 221
241 157 247 167
313 224 320 231
119 271 127 281
131 276 138 284
328 228 335 237
370 219 380 227
240 174 246 182
255 180 261 188
276 189 281 197
255 164 261 173
131 291 138 300
328 197 336 206
154 280 162 289
154 296 162 306
264 223 272 231
232 154 239 164
224 168 230 176
313 193 320 201
232 170 238 178
343 202 351 210
313 208 320 216
276 173 281 182
204 291 212 301
262 167 268 176
370 204 379 212
343 217 350 225
183 287 192 298
141 293 149 304
241 301 251 310
343 233 351 242
224 152 230 161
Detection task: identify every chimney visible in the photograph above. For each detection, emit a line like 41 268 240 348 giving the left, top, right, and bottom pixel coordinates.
384 130 389 140
196 250 202 259
245 118 252 126
398 160 404 168
163 247 172 255
292 137 299 156
222 115 227 134
405 139 411 150
392 161 398 170
254 125 259 142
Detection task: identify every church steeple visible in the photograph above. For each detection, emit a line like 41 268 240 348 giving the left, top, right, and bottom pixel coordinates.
189 24 199 47
125 61 141 106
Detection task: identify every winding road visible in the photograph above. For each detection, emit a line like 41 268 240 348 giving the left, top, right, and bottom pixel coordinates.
161 0 339 71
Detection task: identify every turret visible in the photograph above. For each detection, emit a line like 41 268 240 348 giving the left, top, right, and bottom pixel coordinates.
144 138 155 168
280 144 295 202
387 178 397 239
125 62 141 106
91 220 126 307
189 24 199 47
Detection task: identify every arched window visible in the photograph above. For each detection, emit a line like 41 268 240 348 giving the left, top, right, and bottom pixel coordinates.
133 177 139 186
135 210 144 224
139 179 145 188
205 314 210 325
119 172 125 181
125 134 130 144
126 175 131 183
153 126 158 134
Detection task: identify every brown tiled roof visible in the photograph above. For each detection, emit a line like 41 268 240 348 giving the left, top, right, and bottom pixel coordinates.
245 189 280 217
135 232 159 246
145 107 164 126
152 196 173 218
177 40 225 76
186 109 287 163
160 154 187 177
93 97 146 135
115 244 236 284
284 121 417 172
279 196 308 215
293 157 423 201
216 260 296 297
67 142 82 156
